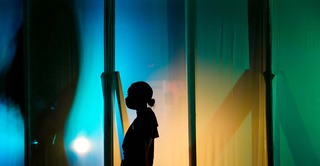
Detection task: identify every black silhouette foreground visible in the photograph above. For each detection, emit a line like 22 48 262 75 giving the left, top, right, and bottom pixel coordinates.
121 81 159 166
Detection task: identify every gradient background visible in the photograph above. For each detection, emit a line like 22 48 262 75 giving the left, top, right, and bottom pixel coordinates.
195 0 267 165
0 0 24 165
271 0 320 165
1 0 320 165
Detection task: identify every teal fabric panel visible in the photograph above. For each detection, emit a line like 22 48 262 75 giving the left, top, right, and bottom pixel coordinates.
271 0 320 165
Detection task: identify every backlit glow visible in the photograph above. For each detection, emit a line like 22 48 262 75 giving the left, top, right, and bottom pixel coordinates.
0 100 24 165
64 1 104 165
71 136 92 156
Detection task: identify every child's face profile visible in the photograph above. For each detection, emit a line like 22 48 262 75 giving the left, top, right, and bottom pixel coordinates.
125 93 136 109
125 90 144 110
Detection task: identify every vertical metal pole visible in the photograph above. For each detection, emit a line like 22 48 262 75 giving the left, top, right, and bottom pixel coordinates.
185 0 197 165
264 0 274 164
24 0 31 165
248 0 273 164
104 0 115 165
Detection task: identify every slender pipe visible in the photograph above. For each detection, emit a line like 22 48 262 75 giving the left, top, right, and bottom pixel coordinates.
104 0 115 165
185 0 197 165
264 0 274 164
248 0 273 164
24 0 31 165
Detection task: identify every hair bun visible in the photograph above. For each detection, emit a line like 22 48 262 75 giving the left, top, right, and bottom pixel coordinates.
147 98 155 107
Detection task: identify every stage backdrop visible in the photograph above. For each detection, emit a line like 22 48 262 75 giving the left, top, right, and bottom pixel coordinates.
23 0 320 165
115 0 188 165
20 0 301 165
116 0 268 165
195 0 267 165
271 0 320 165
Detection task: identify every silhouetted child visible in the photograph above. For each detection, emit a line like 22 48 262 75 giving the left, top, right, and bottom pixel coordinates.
121 81 159 166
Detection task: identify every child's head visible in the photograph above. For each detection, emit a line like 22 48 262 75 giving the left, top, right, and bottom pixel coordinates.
125 81 155 110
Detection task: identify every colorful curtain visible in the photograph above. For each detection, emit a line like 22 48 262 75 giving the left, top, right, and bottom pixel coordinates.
271 0 320 165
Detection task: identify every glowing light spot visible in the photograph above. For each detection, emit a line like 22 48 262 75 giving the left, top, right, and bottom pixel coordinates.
0 100 24 165
71 136 92 156
31 140 38 145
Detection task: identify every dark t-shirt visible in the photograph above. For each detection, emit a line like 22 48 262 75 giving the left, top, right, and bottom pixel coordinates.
122 108 159 166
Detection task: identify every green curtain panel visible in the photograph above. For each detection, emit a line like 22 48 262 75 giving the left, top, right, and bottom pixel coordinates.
271 0 320 165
